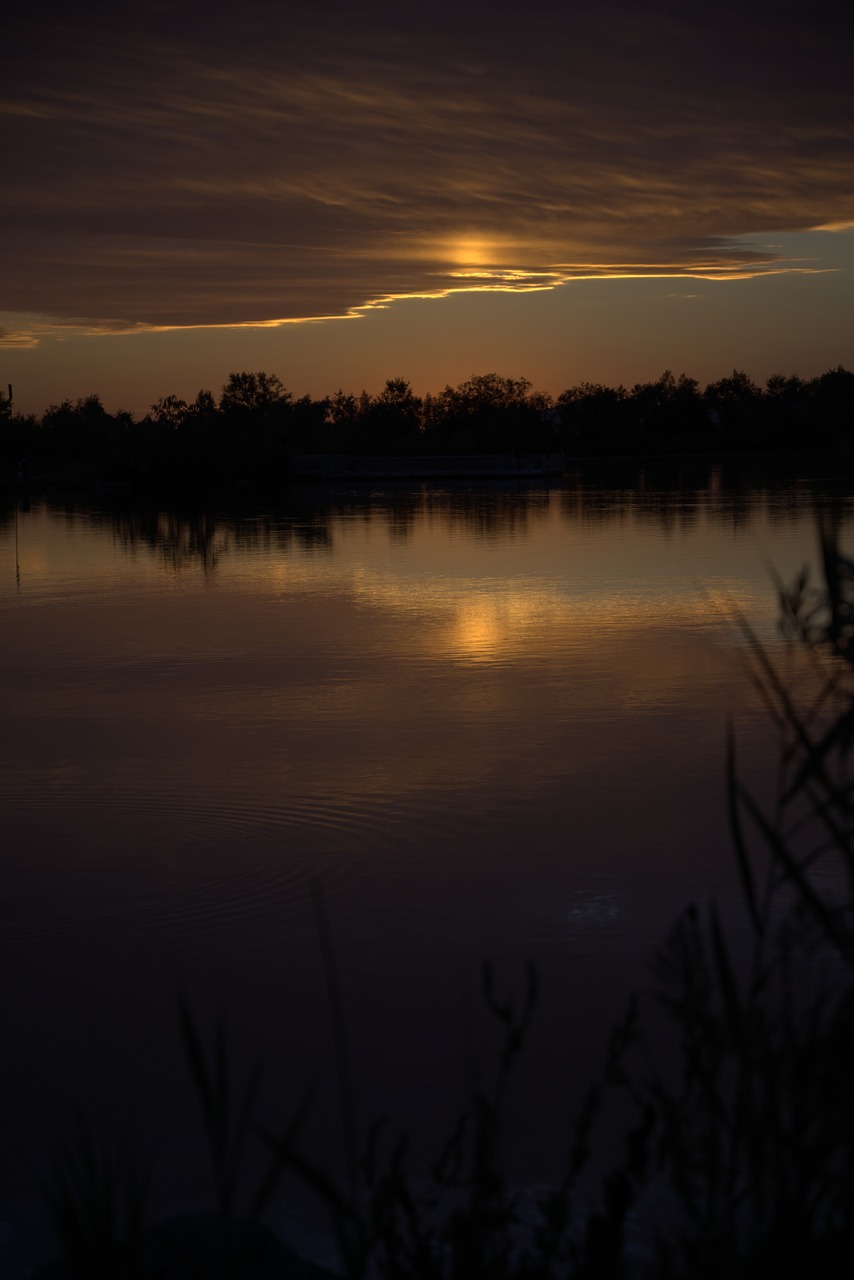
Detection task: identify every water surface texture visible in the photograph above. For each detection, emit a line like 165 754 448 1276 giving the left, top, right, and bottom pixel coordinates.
1 469 852 1252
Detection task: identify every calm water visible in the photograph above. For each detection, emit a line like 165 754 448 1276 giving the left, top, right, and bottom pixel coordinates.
1 467 852 1264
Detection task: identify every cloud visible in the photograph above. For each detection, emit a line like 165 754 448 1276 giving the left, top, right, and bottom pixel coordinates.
0 325 41 350
3 1 854 335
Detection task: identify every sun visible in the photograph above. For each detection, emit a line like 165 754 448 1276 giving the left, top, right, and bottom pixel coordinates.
448 236 494 268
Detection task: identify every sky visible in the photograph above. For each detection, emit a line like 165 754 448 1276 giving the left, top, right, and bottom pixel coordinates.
3 0 854 416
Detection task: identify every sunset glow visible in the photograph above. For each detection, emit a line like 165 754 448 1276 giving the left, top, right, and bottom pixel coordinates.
3 1 854 413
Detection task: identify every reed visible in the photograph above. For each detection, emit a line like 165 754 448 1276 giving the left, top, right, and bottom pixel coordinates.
38 513 854 1277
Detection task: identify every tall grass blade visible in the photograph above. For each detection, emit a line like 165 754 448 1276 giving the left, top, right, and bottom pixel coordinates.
709 902 742 1035
737 784 850 959
727 723 763 936
311 877 360 1217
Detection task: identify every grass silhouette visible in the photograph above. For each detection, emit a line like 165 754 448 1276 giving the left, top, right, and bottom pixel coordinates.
36 514 854 1277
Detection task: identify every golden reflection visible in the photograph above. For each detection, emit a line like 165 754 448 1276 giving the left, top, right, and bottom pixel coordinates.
449 596 510 662
260 558 760 666
8 503 788 672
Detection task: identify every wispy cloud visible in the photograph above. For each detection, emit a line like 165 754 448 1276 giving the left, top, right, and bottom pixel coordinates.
3 1 853 340
0 325 42 350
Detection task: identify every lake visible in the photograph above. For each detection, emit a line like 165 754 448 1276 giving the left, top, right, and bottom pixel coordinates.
1 461 852 1269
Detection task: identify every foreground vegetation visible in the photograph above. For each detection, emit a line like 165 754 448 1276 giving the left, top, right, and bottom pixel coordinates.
3 367 854 490
31 515 854 1277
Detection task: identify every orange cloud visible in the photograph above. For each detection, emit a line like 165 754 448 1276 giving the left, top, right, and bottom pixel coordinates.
3 2 854 340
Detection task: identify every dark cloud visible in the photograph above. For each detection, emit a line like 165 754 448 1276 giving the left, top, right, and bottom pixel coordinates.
3 1 853 342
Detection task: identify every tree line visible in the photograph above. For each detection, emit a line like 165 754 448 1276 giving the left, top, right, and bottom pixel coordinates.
2 366 853 488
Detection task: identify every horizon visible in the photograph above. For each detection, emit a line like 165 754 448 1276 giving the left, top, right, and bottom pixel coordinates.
5 358 854 424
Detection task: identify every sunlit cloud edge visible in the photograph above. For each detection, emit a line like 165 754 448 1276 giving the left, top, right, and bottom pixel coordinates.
0 254 834 350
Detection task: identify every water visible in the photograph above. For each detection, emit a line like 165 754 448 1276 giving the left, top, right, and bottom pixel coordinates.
1 466 852 1268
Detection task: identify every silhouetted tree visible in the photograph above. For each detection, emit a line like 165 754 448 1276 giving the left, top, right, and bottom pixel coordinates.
287 394 330 452
218 371 290 415
627 371 707 447
359 378 423 453
809 366 854 448
764 374 809 447
10 363 854 486
376 377 421 421
188 390 217 420
41 394 117 460
150 395 190 429
557 381 630 450
429 373 552 452
765 373 806 400
214 372 296 479
704 369 761 443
